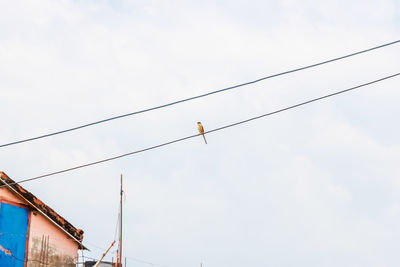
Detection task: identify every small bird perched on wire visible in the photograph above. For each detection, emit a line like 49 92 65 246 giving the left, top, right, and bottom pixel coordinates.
197 122 207 144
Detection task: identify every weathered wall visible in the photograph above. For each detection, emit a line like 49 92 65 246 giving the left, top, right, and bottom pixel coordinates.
0 187 79 266
27 212 78 267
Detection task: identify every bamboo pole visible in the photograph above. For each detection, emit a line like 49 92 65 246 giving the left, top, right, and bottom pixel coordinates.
93 240 116 267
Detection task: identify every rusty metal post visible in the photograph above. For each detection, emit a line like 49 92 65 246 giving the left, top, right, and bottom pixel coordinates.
46 235 49 266
39 235 44 267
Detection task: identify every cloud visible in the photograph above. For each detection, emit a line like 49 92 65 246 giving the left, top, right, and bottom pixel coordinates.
0 1 399 266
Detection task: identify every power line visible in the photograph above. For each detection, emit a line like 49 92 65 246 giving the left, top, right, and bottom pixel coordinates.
125 256 169 267
1 40 399 149
1 72 399 187
82 242 167 267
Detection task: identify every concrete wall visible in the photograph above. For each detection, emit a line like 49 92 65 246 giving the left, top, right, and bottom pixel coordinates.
28 209 78 267
0 187 79 266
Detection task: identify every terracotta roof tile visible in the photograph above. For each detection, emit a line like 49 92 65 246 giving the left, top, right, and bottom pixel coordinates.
0 171 86 249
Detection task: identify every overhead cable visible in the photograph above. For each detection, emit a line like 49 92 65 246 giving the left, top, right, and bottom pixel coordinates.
1 72 399 187
1 40 399 148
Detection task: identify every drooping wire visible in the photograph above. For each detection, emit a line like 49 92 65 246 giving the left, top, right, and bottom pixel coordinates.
0 72 398 187
114 212 120 242
82 254 167 267
1 40 399 148
126 256 170 267
81 240 168 267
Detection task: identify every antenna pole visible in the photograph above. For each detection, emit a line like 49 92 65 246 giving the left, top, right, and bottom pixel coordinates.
119 174 123 267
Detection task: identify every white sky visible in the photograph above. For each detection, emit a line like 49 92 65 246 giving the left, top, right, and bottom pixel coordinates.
1 0 400 266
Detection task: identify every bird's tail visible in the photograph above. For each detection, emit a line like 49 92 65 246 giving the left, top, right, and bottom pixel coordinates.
202 133 207 144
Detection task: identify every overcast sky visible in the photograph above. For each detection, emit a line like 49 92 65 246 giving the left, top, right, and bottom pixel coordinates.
1 0 400 266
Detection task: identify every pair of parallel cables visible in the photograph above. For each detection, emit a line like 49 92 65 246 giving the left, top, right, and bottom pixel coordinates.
1 39 400 186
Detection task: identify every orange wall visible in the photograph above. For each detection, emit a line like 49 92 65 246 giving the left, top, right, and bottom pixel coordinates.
0 187 79 266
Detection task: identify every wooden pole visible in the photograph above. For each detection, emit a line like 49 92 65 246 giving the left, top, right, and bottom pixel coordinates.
93 240 115 267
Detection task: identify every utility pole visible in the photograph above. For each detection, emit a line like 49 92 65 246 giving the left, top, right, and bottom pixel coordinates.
119 174 123 267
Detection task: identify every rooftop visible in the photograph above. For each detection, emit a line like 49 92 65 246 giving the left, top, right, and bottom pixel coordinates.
0 171 86 249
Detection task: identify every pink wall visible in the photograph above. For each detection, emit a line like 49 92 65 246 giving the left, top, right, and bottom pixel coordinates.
0 187 25 205
0 187 79 266
28 210 78 266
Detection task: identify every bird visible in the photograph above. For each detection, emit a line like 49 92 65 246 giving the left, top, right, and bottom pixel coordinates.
197 122 207 144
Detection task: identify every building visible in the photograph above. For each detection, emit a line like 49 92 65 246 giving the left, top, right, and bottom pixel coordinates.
0 171 86 266
84 261 113 267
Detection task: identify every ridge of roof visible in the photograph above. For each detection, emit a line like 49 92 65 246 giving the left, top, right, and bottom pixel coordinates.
0 171 86 250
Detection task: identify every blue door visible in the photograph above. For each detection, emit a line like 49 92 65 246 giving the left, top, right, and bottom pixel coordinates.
0 202 29 267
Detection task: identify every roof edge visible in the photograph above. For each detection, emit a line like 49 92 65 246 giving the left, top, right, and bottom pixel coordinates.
0 171 87 250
